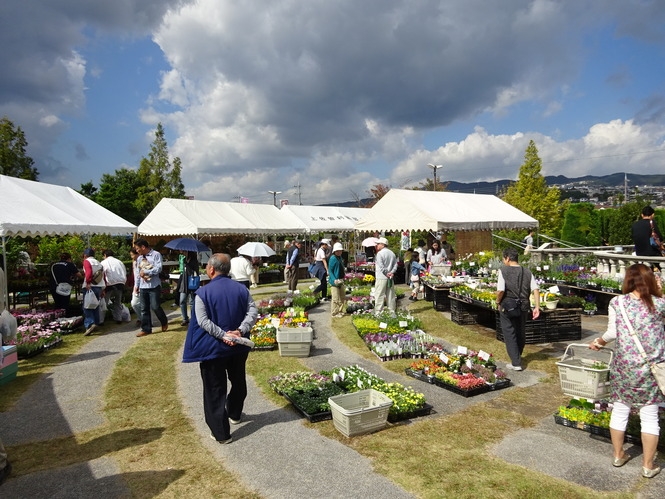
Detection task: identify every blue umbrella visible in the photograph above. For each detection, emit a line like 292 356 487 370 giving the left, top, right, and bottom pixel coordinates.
164 238 210 253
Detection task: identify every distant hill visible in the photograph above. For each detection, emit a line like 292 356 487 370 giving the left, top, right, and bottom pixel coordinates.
325 172 663 207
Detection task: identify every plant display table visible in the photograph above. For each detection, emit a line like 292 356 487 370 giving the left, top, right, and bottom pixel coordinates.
496 308 582 344
450 294 582 343
449 296 496 329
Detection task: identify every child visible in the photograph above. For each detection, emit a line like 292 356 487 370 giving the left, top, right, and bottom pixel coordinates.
409 254 427 301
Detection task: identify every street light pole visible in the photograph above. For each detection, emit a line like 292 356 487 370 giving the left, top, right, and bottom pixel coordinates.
268 190 282 207
427 164 443 191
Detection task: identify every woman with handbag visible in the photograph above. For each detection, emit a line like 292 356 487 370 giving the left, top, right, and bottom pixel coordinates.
590 263 665 478
49 253 81 311
177 251 200 326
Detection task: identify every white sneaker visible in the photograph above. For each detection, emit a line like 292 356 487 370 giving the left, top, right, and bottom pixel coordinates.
506 363 523 371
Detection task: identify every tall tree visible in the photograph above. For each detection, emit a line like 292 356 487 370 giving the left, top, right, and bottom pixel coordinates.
502 140 566 237
135 123 186 216
95 168 145 225
560 203 601 246
0 116 39 180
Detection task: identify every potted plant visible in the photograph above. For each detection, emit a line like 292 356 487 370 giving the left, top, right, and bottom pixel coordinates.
542 291 560 310
583 301 598 315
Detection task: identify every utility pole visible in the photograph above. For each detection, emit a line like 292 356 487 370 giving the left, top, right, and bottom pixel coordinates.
427 164 443 191
268 190 282 207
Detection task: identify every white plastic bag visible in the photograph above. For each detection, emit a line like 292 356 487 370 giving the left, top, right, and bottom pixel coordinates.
98 297 107 323
120 304 131 322
83 289 100 310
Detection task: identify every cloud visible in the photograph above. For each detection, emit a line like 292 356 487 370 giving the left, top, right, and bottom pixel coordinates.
392 120 665 188
2 1 665 206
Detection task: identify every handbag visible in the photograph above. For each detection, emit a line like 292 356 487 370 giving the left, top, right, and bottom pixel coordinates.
410 274 420 282
188 275 201 290
618 297 665 395
500 268 524 318
52 265 73 296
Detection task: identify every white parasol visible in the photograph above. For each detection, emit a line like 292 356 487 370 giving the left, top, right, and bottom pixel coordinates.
237 242 276 258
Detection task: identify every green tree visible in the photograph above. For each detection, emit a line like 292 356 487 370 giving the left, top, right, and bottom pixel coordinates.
0 116 39 180
502 140 566 237
560 203 601 246
95 168 145 226
78 181 98 199
135 123 186 216
607 201 642 245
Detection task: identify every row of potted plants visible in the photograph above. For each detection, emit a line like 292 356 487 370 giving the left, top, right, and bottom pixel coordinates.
351 310 427 360
555 398 665 449
449 283 598 313
405 345 510 397
8 308 68 358
268 365 430 423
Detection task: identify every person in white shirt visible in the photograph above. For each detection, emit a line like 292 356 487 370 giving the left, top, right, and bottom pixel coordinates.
374 237 397 313
101 249 127 324
230 254 255 289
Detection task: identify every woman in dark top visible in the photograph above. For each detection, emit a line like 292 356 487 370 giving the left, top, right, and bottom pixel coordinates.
49 253 81 310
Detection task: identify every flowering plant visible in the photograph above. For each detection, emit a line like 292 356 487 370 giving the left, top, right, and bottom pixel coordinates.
362 274 375 284
250 316 277 347
11 311 64 357
435 372 486 390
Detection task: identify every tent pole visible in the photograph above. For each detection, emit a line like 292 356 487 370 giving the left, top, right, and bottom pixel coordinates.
1 235 8 312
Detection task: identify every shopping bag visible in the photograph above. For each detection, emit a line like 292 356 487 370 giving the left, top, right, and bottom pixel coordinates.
83 289 100 310
120 304 131 322
188 275 201 290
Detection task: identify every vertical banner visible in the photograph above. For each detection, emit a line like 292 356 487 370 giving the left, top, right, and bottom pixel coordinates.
401 230 411 251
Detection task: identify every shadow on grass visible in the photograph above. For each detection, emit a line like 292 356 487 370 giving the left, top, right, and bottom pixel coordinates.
10 427 167 475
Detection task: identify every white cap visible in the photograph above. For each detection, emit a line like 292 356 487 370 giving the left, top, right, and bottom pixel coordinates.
320 238 331 245
376 237 389 246
333 242 344 252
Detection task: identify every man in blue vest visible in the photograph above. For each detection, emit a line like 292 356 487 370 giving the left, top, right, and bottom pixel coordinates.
182 253 258 444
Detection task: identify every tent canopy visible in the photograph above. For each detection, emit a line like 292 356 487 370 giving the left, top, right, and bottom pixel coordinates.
280 205 369 233
137 198 304 237
354 189 538 232
0 175 137 237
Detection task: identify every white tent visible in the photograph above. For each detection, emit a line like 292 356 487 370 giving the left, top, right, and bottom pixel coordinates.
354 189 538 232
0 174 137 309
137 198 305 236
0 175 137 237
280 205 369 233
